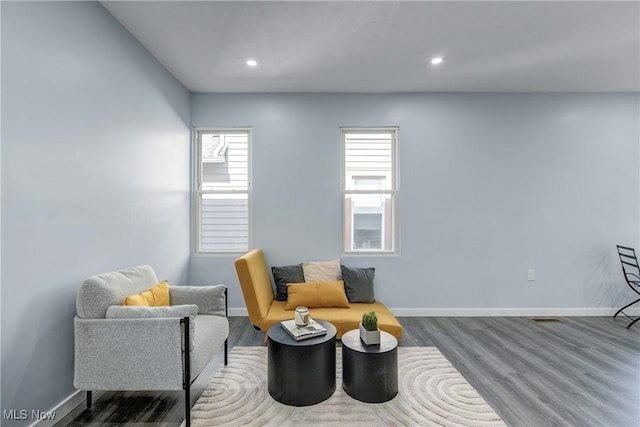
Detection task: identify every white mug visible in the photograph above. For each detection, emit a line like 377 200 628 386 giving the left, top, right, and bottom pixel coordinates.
294 306 310 326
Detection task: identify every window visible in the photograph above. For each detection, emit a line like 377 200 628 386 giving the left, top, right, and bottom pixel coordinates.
194 129 251 253
342 128 398 253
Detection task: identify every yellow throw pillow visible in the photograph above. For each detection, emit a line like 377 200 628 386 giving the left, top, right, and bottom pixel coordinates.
285 281 350 310
123 281 170 307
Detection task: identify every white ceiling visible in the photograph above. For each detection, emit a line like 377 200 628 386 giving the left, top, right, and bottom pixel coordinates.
101 1 640 93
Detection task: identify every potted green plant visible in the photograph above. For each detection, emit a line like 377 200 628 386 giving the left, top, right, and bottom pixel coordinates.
360 311 380 345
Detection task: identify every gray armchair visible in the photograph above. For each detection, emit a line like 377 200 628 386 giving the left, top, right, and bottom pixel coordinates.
73 265 229 426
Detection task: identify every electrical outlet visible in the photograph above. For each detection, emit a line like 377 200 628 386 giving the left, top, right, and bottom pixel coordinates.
527 269 535 281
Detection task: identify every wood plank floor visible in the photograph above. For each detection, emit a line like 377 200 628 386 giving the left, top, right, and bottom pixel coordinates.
56 316 639 426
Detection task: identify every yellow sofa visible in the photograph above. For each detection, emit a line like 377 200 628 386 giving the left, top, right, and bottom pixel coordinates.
234 248 403 339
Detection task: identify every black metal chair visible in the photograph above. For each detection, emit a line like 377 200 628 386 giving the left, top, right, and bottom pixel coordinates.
614 245 640 328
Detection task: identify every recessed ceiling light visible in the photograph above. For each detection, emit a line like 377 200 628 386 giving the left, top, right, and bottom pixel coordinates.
246 59 257 67
430 57 443 65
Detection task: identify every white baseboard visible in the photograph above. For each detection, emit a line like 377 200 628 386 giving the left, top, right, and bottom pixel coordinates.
389 307 640 317
228 307 640 317
229 307 249 317
29 390 97 427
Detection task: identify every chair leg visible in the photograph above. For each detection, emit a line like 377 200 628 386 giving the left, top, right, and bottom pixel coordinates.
627 316 640 329
182 316 192 427
613 297 640 318
184 386 191 427
224 339 228 365
86 391 92 409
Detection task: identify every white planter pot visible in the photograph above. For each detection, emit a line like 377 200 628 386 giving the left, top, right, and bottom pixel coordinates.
359 323 381 345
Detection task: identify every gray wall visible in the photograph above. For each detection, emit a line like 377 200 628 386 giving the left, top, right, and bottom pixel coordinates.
190 93 639 314
1 1 638 422
1 2 190 423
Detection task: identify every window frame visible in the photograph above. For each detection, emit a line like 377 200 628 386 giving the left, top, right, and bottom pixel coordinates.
192 127 252 255
341 127 399 255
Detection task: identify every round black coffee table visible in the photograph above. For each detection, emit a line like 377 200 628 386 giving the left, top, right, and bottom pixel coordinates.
341 328 398 403
267 319 337 406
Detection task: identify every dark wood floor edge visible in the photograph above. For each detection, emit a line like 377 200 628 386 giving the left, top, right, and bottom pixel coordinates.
50 389 106 426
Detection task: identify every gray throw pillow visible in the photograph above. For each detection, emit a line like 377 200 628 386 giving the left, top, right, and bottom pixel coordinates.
340 265 376 303
169 285 226 315
272 264 305 301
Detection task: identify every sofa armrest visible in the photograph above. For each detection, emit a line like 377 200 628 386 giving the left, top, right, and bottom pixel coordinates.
73 316 185 390
170 285 227 316
105 304 198 319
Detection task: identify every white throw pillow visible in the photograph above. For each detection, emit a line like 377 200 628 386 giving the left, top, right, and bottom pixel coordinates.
302 258 341 282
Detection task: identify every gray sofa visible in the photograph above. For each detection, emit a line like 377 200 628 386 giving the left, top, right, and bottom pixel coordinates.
73 265 229 426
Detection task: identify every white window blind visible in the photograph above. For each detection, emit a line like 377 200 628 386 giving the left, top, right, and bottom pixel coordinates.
342 128 397 253
195 129 251 253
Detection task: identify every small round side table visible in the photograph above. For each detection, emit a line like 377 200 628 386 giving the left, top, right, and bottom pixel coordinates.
267 319 337 406
341 328 398 403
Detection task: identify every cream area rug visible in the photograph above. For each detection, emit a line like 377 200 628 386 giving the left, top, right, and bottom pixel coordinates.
186 346 505 427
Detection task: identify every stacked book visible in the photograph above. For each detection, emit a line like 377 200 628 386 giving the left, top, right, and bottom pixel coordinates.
280 318 327 341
